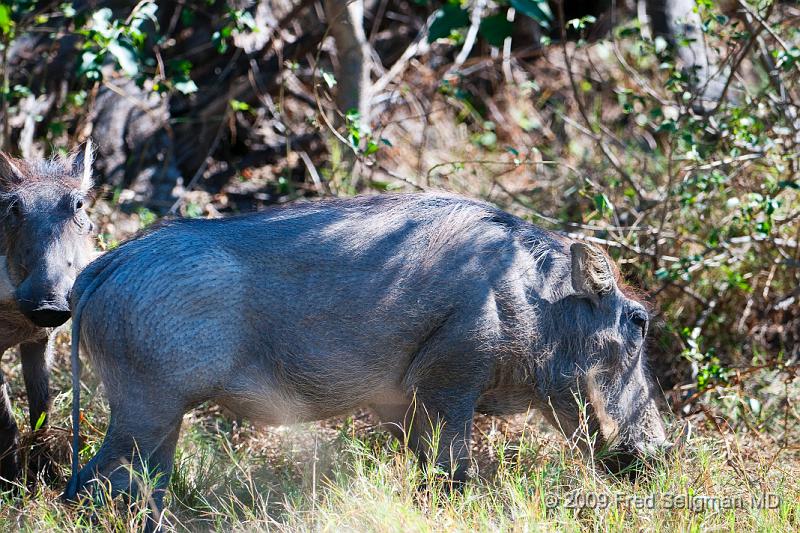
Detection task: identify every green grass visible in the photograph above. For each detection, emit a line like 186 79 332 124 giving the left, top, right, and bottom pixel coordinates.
1 337 798 531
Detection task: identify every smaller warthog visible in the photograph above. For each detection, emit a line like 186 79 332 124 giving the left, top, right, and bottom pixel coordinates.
63 193 670 518
0 145 96 483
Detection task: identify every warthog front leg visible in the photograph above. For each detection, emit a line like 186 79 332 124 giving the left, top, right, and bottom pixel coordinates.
407 387 477 486
20 339 52 432
20 338 55 479
0 366 20 485
372 394 476 486
401 317 490 485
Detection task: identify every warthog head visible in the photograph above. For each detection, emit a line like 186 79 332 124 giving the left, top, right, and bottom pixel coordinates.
538 241 670 475
0 145 96 328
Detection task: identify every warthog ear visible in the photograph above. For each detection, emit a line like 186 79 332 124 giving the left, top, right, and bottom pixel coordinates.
570 242 615 305
0 152 24 189
69 139 95 193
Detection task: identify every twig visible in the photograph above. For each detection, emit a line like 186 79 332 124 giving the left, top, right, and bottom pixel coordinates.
502 8 515 83
675 363 800 412
368 0 389 45
372 11 437 96
450 0 487 72
375 163 425 191
1 35 9 150
310 18 354 151
709 13 766 113
738 0 800 77
299 150 329 195
678 153 763 172
554 1 646 204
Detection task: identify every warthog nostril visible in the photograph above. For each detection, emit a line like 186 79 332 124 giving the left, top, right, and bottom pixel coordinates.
25 308 71 328
19 296 72 328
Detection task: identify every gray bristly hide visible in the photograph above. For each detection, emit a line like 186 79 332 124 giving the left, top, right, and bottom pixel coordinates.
64 192 669 520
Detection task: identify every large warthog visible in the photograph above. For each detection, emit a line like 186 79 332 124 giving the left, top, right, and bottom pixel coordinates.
0 145 96 483
63 193 670 514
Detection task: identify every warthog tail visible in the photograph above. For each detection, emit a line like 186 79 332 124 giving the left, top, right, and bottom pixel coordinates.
63 253 123 500
65 297 84 498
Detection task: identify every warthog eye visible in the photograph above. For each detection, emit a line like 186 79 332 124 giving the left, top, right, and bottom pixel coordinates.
630 309 648 336
72 194 85 212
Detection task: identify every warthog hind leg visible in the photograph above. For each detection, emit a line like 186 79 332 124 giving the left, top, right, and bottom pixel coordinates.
66 402 183 528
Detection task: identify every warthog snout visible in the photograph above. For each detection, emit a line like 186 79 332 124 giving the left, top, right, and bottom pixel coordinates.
23 307 71 328
18 300 71 328
598 437 673 479
16 282 72 328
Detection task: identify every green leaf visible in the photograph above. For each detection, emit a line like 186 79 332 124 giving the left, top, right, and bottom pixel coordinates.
180 7 195 26
428 3 469 43
748 397 762 416
132 1 158 28
593 193 614 217
170 59 193 76
510 0 553 29
137 207 157 229
568 15 596 30
78 50 101 79
212 30 228 53
345 108 360 123
61 2 76 18
475 130 497 148
108 40 139 76
34 411 46 431
229 99 250 112
479 14 513 47
321 69 337 89
0 4 12 35
369 179 392 191
656 119 677 133
89 8 114 39
174 78 198 94
364 140 380 156
185 202 203 219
